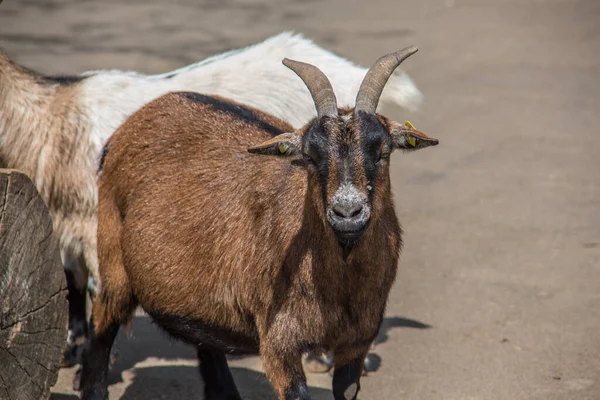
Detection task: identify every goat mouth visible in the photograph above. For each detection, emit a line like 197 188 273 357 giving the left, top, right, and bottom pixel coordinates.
333 226 367 243
335 228 366 258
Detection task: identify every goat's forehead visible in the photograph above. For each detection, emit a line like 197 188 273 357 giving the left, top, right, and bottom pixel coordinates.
307 114 387 149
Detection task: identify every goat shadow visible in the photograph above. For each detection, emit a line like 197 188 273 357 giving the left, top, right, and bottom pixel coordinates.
48 366 330 400
48 395 78 400
107 313 430 382
120 365 331 400
373 316 430 345
50 314 430 398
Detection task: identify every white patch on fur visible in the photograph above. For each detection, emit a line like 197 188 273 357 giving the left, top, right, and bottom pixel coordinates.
394 135 407 147
87 275 98 297
344 383 358 399
66 329 74 345
333 183 367 209
329 183 371 224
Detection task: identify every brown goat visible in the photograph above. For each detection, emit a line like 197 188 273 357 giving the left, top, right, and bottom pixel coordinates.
81 46 438 400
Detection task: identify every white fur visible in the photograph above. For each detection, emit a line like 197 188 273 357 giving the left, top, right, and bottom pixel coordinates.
344 383 358 400
328 183 371 227
333 183 368 209
82 31 422 159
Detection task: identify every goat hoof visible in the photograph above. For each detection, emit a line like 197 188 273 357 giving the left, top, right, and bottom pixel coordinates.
87 276 99 298
362 352 381 375
72 367 82 391
302 352 334 373
61 343 82 368
81 384 109 400
109 347 120 370
326 353 381 377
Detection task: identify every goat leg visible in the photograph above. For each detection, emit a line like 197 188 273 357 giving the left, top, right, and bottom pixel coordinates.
79 318 120 400
260 343 310 400
197 348 242 400
304 348 379 376
62 263 89 368
332 346 370 400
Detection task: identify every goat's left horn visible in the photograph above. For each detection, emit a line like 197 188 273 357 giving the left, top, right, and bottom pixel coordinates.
355 45 419 114
283 59 338 119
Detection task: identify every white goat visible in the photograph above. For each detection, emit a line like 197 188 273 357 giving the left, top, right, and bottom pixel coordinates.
0 31 422 365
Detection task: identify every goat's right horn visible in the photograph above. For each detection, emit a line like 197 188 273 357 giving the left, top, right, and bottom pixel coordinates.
355 45 419 114
283 59 338 119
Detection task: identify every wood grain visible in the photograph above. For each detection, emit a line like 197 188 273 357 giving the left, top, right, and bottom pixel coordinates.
0 169 67 400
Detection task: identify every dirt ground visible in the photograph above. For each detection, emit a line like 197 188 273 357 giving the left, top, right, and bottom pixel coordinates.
1 0 599 399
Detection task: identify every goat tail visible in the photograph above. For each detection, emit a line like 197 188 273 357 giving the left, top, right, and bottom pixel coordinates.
92 186 136 336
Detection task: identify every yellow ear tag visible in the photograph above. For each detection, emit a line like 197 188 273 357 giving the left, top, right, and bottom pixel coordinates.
404 121 417 147
278 143 289 154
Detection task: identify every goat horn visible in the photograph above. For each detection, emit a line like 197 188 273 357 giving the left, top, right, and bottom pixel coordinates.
355 45 419 114
283 58 338 119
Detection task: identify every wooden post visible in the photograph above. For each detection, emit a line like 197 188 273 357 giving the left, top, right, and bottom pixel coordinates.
0 170 68 400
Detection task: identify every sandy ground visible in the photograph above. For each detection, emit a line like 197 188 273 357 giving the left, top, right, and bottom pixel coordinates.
1 0 599 399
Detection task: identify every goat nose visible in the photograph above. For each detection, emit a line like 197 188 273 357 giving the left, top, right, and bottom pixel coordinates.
332 202 364 219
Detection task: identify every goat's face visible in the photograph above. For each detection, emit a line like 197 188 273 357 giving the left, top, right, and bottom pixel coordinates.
305 113 374 242
248 46 438 245
249 109 437 244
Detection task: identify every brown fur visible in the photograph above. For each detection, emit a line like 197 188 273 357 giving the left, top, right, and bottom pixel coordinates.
1 44 430 375
92 88 437 398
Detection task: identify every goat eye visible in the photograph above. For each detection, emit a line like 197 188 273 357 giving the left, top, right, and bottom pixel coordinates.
303 154 316 165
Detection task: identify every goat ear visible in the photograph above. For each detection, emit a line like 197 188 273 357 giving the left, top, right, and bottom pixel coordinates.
247 132 303 156
390 121 439 151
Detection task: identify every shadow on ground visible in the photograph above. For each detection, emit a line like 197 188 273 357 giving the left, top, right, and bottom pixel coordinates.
49 313 431 398
50 313 430 398
49 366 330 400
374 316 431 346
120 365 331 400
104 313 431 382
110 314 431 370
107 315 197 382
49 394 79 400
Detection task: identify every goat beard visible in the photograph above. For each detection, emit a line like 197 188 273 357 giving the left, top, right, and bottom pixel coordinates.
340 239 358 260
